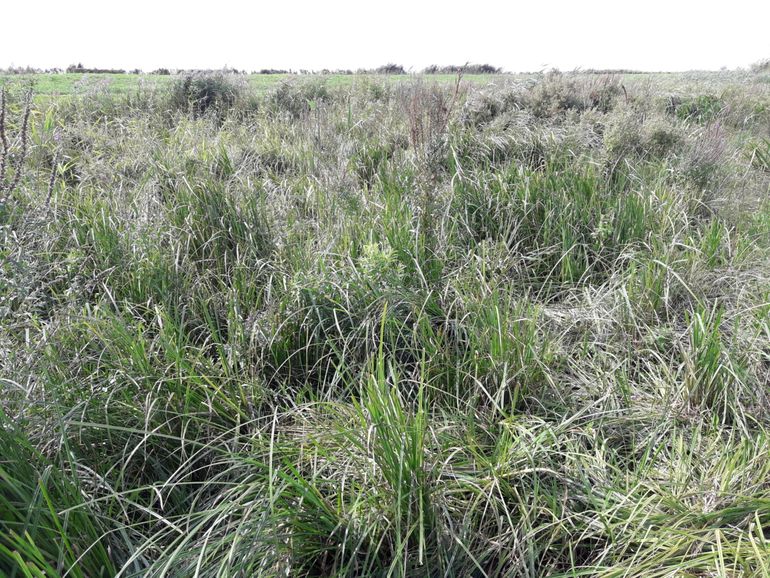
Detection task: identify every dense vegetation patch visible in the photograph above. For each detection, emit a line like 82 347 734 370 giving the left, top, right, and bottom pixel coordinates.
1 70 769 577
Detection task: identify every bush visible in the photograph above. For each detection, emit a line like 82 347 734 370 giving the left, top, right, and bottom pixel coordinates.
460 88 523 127
526 71 623 118
604 109 684 161
167 71 245 117
643 117 684 157
526 70 583 118
375 63 406 75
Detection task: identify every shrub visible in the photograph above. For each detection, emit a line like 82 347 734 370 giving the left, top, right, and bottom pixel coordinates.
527 72 623 118
375 63 406 75
527 70 584 118
642 117 684 157
584 74 624 112
460 88 523 127
167 71 245 117
400 80 464 174
604 109 683 162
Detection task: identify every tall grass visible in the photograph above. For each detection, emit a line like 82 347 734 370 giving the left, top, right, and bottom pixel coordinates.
1 70 769 577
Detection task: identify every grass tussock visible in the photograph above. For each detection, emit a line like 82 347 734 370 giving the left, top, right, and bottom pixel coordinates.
1 69 770 577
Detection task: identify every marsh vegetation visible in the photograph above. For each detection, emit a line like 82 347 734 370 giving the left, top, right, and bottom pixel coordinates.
1 67 770 577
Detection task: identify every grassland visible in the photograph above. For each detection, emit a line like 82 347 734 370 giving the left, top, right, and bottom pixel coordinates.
3 69 764 97
0 72 528 98
1 69 770 577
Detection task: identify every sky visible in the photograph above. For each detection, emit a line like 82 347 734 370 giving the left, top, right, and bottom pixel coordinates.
2 0 768 73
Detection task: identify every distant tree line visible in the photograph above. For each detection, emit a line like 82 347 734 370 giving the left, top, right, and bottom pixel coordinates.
423 63 501 74
1 65 63 74
2 63 504 76
373 63 407 74
66 63 129 74
1 62 509 76
3 62 768 77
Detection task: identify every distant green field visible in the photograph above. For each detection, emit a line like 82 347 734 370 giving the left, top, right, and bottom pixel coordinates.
0 72 523 97
0 73 165 95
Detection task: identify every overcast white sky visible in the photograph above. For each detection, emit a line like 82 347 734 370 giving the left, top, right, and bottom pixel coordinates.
2 0 768 72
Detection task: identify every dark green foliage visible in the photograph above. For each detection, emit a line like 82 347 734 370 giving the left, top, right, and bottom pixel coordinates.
66 63 127 74
672 94 724 123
